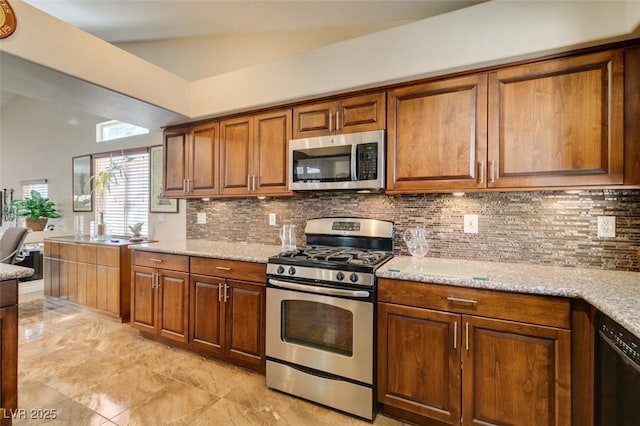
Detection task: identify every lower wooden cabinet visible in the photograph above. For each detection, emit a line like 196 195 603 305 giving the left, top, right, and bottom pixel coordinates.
43 238 132 321
130 251 266 373
0 279 18 425
377 278 572 426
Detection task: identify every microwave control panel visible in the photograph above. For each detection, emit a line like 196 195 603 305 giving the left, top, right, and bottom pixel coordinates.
357 143 378 181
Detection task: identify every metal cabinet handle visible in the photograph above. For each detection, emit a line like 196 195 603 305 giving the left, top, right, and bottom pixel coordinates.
149 258 163 263
183 179 187 194
478 161 485 184
247 175 251 192
454 321 458 349
186 179 191 193
218 283 223 302
253 175 258 191
465 322 470 351
336 111 340 131
224 284 229 302
447 296 477 305
489 161 496 183
329 112 333 132
156 273 162 288
215 266 232 271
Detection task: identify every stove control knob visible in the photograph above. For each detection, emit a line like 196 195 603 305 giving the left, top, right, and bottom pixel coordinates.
288 267 296 276
350 273 359 283
336 272 345 281
276 266 285 275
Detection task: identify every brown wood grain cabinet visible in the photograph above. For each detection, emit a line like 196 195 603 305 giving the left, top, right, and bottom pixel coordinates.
131 252 189 343
163 123 220 198
377 278 572 426
190 257 266 372
220 108 293 197
0 279 18 425
293 92 385 139
387 74 488 193
387 48 628 193
43 237 132 321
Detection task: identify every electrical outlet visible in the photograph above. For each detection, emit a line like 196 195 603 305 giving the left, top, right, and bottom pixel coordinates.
269 213 276 226
597 216 616 238
464 214 479 234
196 212 207 224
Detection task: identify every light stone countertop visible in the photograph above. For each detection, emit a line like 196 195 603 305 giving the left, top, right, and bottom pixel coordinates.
128 240 640 339
129 239 282 264
378 256 640 339
0 263 34 280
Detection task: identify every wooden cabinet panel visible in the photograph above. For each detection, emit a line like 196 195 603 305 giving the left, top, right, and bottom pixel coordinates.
463 316 571 426
97 246 119 267
488 49 624 188
225 280 265 368
163 128 189 197
0 304 17 421
253 109 292 195
106 267 120 315
387 74 488 193
76 262 88 306
158 271 189 343
85 263 97 308
220 116 253 195
190 123 219 196
190 257 266 282
132 251 189 272
59 242 77 261
131 266 158 334
378 302 461 425
378 278 570 329
293 93 385 138
190 274 224 354
76 244 97 264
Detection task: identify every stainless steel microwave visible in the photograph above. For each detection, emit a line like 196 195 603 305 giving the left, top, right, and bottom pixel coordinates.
288 130 385 191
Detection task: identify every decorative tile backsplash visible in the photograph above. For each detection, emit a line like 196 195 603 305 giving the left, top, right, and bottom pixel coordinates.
187 190 640 271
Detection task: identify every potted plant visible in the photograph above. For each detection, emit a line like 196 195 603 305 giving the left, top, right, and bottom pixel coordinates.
11 190 61 231
91 155 133 239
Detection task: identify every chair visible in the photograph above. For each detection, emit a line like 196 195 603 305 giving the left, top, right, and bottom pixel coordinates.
0 227 29 264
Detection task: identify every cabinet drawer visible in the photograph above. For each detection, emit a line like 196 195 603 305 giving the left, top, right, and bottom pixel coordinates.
378 278 570 329
190 257 266 283
132 251 189 272
97 246 120 267
76 244 97 264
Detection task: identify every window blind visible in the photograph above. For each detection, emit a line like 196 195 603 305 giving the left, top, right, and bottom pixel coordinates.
94 152 149 237
21 179 48 199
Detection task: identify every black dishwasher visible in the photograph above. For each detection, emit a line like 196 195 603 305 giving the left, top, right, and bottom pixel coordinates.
595 312 640 426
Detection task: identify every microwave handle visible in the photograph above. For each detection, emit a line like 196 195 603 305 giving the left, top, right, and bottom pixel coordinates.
351 143 358 181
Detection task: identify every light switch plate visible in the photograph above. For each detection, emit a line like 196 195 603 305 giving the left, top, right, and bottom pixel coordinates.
196 212 207 224
464 214 479 234
269 213 276 226
597 216 615 238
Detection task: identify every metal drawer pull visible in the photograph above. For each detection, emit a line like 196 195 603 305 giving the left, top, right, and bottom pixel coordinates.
465 322 470 351
447 296 477 305
215 266 232 271
149 258 163 263
224 284 229 302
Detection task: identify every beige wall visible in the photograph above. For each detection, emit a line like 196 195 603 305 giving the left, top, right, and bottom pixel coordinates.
0 95 186 240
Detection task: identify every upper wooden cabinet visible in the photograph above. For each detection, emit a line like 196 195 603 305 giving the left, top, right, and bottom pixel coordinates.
220 108 292 197
163 123 219 198
488 49 624 188
386 74 488 193
293 92 386 139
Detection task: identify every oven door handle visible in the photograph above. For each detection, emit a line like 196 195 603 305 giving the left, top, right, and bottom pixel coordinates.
599 330 640 375
268 278 371 298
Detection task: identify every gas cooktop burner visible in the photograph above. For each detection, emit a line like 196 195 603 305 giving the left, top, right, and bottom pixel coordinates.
276 245 392 267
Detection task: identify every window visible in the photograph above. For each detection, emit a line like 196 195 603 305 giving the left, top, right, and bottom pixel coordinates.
21 179 48 199
93 149 149 237
96 120 149 143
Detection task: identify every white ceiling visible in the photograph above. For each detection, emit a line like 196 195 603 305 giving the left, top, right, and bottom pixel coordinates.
22 0 483 44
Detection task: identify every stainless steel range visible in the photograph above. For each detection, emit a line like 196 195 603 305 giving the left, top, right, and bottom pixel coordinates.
265 217 394 420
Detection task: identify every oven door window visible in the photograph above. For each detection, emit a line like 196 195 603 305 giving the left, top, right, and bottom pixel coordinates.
282 300 353 356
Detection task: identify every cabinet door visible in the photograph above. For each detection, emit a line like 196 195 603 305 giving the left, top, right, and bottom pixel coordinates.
131 266 158 334
253 109 292 196
84 263 97 308
190 122 219 197
158 270 189 343
225 280 265 371
293 100 336 138
43 256 60 297
488 49 624 188
462 316 571 426
189 274 225 355
337 92 386 134
220 116 253 196
0 305 17 415
378 302 461 425
163 128 190 197
387 74 488 193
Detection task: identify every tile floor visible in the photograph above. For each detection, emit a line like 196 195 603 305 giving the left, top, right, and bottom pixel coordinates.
15 286 407 425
